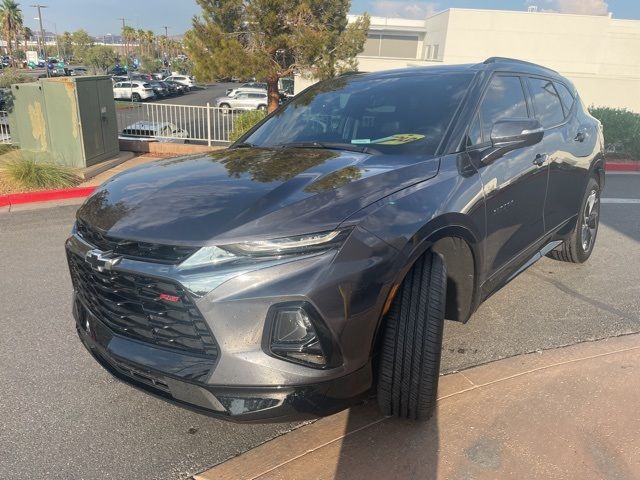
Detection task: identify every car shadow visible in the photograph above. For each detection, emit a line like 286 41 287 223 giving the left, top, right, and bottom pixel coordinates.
329 402 440 480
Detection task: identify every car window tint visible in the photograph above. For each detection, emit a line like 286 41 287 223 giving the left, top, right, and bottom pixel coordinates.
479 76 528 142
245 73 472 156
466 113 483 148
528 77 564 128
554 82 575 116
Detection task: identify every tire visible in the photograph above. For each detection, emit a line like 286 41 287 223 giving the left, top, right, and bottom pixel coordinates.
219 103 231 115
547 176 600 263
257 104 267 111
377 252 447 421
131 93 141 102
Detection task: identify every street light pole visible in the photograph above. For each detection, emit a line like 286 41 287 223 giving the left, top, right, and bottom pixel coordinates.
31 4 48 75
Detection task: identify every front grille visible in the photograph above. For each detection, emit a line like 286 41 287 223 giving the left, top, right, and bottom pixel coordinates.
76 220 198 264
68 251 218 358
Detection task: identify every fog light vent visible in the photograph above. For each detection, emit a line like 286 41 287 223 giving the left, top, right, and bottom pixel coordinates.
269 305 327 367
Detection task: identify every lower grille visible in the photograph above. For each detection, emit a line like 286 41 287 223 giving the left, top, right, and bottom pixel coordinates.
68 250 218 358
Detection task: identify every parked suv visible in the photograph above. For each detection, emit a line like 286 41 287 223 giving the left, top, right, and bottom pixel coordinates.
113 81 155 102
67 58 604 423
165 75 196 90
215 91 268 112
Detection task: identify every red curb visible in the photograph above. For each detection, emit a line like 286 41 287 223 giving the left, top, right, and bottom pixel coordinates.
606 162 640 172
0 186 96 209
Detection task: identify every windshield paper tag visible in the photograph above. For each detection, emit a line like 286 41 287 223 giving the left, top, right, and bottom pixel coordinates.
351 134 425 145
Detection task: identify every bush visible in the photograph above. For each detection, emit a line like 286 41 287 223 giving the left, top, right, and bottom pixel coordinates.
229 110 266 143
0 68 33 89
0 151 80 190
589 106 640 159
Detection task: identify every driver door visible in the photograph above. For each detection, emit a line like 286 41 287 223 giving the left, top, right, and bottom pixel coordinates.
470 75 550 292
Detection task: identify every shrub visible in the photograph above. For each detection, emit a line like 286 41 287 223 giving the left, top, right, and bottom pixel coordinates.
0 68 33 89
229 110 266 142
0 151 80 190
589 106 640 159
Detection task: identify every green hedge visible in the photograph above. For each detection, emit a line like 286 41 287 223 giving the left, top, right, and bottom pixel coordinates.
589 107 640 159
229 110 267 143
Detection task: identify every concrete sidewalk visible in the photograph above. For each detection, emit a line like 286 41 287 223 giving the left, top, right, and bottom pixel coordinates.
197 334 640 480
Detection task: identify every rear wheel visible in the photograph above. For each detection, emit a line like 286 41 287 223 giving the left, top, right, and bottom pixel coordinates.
377 252 447 421
547 176 600 263
219 103 231 115
131 93 141 102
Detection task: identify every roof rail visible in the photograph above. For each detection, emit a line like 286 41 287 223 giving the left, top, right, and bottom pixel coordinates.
483 57 557 73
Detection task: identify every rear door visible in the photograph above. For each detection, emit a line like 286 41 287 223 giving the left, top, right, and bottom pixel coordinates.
526 77 593 231
470 74 549 290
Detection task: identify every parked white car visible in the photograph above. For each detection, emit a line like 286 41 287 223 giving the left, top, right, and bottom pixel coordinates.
226 82 267 97
165 75 197 90
113 81 156 102
215 91 268 113
120 121 189 143
225 86 267 98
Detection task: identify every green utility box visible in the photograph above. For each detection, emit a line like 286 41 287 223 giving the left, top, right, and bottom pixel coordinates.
9 76 119 168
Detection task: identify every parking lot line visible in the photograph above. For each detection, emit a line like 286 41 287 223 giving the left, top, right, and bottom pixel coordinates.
601 198 640 204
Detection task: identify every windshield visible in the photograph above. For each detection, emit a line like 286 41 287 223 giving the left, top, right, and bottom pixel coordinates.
244 72 473 155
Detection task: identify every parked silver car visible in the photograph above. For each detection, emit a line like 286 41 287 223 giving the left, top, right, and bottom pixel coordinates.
215 91 268 113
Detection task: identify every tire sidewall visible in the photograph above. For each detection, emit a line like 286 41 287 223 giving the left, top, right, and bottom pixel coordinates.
575 177 600 262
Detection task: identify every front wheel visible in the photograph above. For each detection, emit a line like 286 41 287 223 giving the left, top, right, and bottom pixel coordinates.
257 104 267 111
377 252 447 421
547 176 600 263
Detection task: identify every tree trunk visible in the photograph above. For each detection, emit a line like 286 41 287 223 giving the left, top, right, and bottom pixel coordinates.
267 77 279 113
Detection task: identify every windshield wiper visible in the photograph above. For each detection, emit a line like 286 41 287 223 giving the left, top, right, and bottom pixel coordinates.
275 142 372 154
231 142 257 149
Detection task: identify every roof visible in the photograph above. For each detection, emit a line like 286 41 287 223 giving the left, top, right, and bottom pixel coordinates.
351 57 563 82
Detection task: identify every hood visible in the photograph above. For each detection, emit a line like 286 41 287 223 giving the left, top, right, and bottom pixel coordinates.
77 148 440 246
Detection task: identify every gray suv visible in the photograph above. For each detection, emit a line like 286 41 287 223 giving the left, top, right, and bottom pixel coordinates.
215 91 268 113
67 58 604 422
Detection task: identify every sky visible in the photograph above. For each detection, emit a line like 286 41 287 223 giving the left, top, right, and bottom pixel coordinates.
23 0 640 37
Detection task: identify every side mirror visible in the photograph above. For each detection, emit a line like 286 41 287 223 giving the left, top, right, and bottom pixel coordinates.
481 119 544 165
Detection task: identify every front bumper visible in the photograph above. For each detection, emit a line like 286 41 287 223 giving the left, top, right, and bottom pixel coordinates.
74 298 372 422
67 224 398 421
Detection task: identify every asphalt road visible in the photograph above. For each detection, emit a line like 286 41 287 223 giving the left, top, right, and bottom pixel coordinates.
0 173 638 479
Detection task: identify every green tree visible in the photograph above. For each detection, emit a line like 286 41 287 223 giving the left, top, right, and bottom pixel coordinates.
0 0 23 60
184 0 369 112
138 54 162 73
71 29 94 61
58 31 72 60
86 45 117 74
21 24 31 52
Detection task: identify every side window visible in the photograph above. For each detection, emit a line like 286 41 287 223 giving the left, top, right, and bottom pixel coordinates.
479 76 528 142
554 82 575 117
527 77 564 128
466 113 483 148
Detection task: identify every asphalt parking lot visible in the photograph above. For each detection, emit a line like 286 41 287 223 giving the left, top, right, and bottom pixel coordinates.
0 173 638 480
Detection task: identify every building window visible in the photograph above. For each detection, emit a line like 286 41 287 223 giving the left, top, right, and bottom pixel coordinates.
361 33 419 58
433 44 439 59
426 45 432 60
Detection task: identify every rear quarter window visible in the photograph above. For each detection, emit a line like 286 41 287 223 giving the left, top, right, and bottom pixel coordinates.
527 77 565 128
554 82 575 116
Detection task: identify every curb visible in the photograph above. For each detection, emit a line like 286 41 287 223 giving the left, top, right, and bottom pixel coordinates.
0 186 96 209
606 161 640 171
0 162 636 210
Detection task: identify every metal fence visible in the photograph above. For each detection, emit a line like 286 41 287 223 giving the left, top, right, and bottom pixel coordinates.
0 111 10 144
116 102 245 145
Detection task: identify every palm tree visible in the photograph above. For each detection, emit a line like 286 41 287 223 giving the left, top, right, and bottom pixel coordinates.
21 24 31 52
121 25 136 63
0 0 23 59
136 28 145 55
145 30 154 56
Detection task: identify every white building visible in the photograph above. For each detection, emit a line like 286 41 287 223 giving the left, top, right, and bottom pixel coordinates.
296 8 640 111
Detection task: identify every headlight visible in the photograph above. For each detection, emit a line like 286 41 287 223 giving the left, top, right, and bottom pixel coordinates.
220 229 351 257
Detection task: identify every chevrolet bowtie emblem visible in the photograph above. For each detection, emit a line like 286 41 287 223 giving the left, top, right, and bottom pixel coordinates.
85 249 122 272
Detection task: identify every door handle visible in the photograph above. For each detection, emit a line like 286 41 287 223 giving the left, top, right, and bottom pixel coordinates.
533 153 548 166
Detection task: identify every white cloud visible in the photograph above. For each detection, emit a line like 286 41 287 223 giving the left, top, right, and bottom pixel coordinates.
370 1 439 19
529 0 609 15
